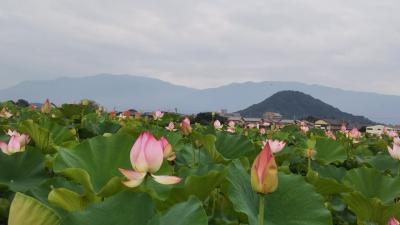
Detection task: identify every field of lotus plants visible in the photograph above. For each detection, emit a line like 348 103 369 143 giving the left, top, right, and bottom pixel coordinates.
1 99 400 225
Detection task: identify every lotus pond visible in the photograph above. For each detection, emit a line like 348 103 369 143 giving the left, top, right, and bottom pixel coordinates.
0 100 400 225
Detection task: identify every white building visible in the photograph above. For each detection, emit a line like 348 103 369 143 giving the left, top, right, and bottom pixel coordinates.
366 125 393 136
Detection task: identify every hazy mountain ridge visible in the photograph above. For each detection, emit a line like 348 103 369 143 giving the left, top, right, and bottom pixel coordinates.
238 91 373 124
0 74 399 124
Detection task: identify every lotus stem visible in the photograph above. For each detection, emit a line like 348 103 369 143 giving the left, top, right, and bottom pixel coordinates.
258 193 265 225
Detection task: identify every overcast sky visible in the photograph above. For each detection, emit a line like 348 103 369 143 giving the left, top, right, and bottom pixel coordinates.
1 0 399 95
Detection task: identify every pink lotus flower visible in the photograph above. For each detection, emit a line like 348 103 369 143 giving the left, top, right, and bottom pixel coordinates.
259 128 266 135
388 143 400 160
300 125 309 133
213 120 223 130
394 137 400 146
388 217 400 225
0 130 30 155
348 128 361 139
119 132 181 188
153 110 164 120
389 131 399 138
0 108 12 118
227 121 236 133
159 137 176 161
263 139 286 153
325 130 336 140
251 142 278 194
180 117 192 135
165 122 177 132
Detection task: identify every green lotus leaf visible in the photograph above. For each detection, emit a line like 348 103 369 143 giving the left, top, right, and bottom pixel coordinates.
62 191 156 225
215 132 256 160
149 196 208 225
314 137 347 164
20 119 77 154
365 154 400 175
306 170 352 196
342 167 400 204
48 188 86 212
0 148 48 192
8 192 60 225
53 134 134 194
159 164 225 208
225 161 332 225
342 191 400 225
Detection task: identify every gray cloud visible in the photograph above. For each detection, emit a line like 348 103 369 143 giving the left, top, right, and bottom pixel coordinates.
1 0 399 94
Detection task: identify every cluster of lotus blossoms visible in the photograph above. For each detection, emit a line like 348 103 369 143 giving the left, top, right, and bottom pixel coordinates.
0 130 30 155
119 132 181 187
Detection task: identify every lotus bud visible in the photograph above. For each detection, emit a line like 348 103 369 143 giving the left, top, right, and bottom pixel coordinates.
259 128 266 135
81 99 90 106
251 143 278 194
160 137 176 161
305 148 316 158
180 117 192 135
41 99 52 114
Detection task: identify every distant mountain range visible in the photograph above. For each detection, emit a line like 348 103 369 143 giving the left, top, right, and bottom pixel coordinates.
0 74 399 124
239 91 373 124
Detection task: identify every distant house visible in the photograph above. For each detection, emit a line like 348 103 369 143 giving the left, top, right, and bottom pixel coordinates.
243 117 262 126
314 119 345 131
366 125 392 136
263 112 282 122
227 116 244 124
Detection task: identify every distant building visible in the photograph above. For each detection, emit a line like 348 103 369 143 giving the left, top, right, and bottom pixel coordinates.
263 112 282 122
366 125 393 136
314 119 345 131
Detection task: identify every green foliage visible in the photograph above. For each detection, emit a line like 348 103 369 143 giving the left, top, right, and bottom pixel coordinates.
8 192 60 225
1 102 399 224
